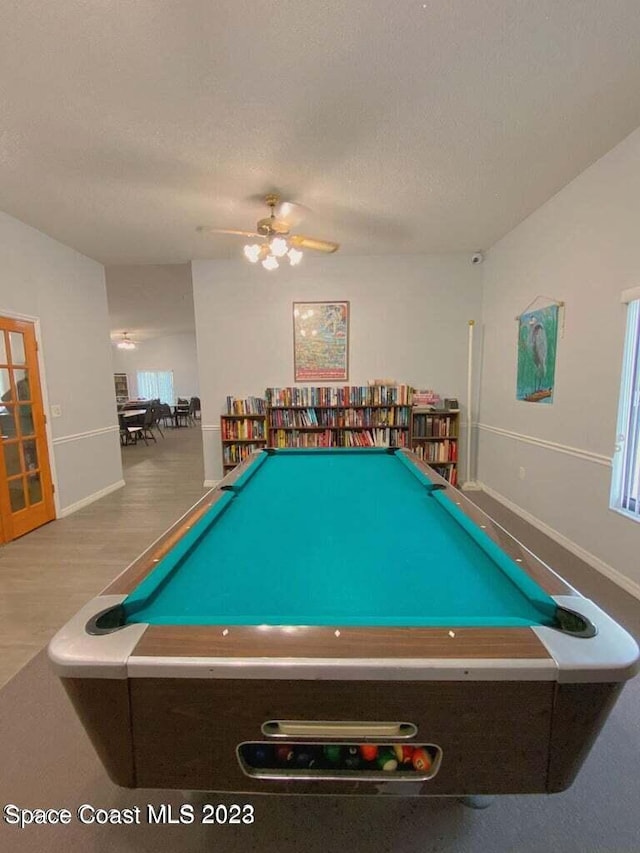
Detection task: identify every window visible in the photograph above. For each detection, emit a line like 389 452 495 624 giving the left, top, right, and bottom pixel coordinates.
137 370 175 405
611 297 640 519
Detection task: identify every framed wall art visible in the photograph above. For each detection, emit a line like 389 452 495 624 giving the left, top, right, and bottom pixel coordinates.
516 303 559 404
293 301 349 382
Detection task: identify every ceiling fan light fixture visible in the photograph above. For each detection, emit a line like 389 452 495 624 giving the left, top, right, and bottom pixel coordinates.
287 247 303 266
244 244 262 263
269 236 289 258
201 193 337 269
117 333 136 350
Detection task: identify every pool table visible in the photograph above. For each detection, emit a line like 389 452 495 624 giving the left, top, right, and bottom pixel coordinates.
49 447 638 797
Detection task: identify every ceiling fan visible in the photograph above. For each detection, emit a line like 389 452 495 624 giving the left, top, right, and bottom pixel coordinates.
197 193 339 269
115 332 137 350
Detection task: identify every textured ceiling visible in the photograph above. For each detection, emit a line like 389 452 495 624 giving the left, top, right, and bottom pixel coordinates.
2 1 640 266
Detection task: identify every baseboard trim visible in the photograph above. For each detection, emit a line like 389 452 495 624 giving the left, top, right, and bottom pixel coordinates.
203 479 220 488
479 481 640 602
58 479 125 517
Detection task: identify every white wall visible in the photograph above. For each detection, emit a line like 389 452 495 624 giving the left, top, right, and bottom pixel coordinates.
0 212 122 514
477 125 640 591
111 332 199 402
192 253 482 482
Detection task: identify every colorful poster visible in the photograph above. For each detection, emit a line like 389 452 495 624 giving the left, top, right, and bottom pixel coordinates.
293 302 349 382
516 304 558 404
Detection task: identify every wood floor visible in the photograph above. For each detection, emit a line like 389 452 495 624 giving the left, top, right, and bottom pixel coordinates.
0 423 208 688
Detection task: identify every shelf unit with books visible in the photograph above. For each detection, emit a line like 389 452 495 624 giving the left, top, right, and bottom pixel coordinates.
265 386 412 450
410 408 459 486
220 396 267 473
114 373 129 405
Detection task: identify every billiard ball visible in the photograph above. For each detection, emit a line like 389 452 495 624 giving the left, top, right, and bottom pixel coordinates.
244 744 273 767
275 744 295 765
376 748 398 771
344 746 361 770
359 744 379 762
411 748 433 772
393 744 415 764
323 745 342 764
294 747 318 769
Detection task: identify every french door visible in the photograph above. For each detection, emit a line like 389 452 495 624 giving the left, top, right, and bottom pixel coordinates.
0 317 55 542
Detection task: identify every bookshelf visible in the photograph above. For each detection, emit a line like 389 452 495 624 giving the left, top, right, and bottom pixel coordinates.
220 396 267 474
219 389 460 486
410 408 459 486
114 373 129 404
265 386 412 449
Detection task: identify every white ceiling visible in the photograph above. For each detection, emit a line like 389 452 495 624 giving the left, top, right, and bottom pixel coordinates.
106 264 196 342
2 1 640 268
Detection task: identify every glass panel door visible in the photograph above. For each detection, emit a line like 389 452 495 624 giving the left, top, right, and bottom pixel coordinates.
0 318 55 541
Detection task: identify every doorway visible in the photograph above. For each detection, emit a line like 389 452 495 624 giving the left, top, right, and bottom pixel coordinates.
0 317 55 541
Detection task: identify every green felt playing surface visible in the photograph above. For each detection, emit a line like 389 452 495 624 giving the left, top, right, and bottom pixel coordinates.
123 449 558 627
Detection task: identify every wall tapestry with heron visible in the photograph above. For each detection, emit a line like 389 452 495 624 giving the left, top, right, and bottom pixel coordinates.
516 304 559 403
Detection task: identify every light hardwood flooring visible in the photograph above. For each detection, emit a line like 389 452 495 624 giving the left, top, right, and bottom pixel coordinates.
0 422 208 687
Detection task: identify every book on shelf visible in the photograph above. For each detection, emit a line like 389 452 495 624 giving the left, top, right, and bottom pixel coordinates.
219 384 453 467
221 419 266 441
429 465 457 486
270 429 335 448
225 396 266 415
265 385 414 408
412 413 457 438
223 442 265 467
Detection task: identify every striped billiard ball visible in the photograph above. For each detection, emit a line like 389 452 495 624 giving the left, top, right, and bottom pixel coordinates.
376 748 398 771
393 744 415 765
411 748 433 772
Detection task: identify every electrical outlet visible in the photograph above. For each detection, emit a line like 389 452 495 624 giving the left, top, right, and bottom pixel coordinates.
518 466 526 480
51 405 62 417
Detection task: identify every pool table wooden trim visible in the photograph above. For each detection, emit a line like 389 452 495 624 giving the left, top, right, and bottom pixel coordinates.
49 591 638 685
131 624 553 661
61 676 135 787
58 673 627 795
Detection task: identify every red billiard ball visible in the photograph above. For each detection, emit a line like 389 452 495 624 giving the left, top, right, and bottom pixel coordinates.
393 744 415 764
411 748 432 772
275 744 295 764
359 744 378 761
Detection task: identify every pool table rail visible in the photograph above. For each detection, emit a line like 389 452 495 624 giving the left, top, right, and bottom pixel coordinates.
399 450 575 597
48 591 638 686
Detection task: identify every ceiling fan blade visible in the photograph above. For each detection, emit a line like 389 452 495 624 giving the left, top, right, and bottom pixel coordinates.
289 234 340 254
277 200 311 227
197 227 263 239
